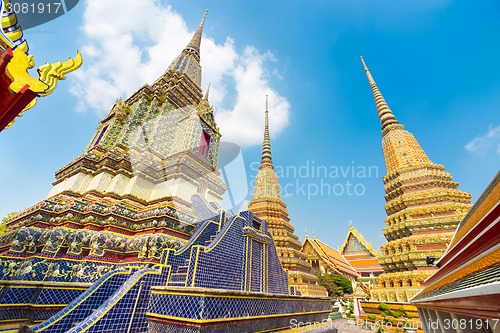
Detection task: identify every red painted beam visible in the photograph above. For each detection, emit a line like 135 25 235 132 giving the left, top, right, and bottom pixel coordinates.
0 48 38 131
425 204 500 285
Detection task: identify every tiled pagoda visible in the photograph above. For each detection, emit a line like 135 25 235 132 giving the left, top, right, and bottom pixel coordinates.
0 11 333 331
0 11 227 326
360 57 472 303
248 96 327 297
47 10 225 214
4 10 226 238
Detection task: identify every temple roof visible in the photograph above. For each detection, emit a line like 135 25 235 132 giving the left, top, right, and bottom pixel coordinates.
340 223 378 257
303 236 359 278
410 171 500 318
0 0 81 130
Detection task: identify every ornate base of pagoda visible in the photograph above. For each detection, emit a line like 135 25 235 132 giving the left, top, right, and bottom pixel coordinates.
370 269 438 303
290 282 328 297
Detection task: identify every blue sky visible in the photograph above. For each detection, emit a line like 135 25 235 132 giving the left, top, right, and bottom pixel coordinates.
1 0 499 250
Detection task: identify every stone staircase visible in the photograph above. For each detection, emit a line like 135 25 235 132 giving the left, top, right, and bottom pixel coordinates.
168 258 190 287
167 233 218 288
29 268 166 333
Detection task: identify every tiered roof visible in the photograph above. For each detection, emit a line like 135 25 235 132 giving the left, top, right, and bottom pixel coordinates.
303 236 359 279
340 224 383 276
411 172 500 318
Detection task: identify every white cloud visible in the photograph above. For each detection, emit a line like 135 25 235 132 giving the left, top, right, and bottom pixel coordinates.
69 0 289 147
465 124 500 155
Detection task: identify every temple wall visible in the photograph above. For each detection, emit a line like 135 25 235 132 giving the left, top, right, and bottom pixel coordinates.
86 172 113 193
106 173 130 196
123 175 154 201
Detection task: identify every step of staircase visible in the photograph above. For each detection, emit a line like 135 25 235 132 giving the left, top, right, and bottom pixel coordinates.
168 281 185 287
169 273 187 283
176 266 188 274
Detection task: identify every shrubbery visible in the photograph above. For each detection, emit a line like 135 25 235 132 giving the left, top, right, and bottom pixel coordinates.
390 310 402 318
377 303 390 312
316 273 353 297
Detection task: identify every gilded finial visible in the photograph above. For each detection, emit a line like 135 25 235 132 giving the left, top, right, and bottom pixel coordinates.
348 220 353 228
360 56 401 135
166 9 207 90
260 94 273 169
203 83 211 101
185 9 208 59
1 0 28 54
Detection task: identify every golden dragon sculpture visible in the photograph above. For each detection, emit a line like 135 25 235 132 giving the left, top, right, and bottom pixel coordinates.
1 0 82 129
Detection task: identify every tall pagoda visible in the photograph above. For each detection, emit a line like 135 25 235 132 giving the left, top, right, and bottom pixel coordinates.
360 57 471 303
0 10 228 326
248 96 326 297
46 10 225 214
0 12 334 330
1 10 225 273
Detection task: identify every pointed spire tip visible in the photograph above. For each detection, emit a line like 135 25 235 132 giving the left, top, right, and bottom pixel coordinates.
201 9 208 24
360 56 369 72
203 83 211 101
360 56 401 133
261 95 273 169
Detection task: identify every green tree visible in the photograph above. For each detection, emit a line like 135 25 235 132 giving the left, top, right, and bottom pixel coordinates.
315 272 353 297
1 212 17 235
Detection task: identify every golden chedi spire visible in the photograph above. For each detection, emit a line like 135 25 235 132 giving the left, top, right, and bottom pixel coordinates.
361 56 432 175
361 56 401 134
261 95 273 169
252 95 280 200
248 96 326 297
360 57 471 303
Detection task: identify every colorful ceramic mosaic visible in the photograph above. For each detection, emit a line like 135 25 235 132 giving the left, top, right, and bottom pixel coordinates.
0 10 225 326
1 195 329 332
0 12 331 332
